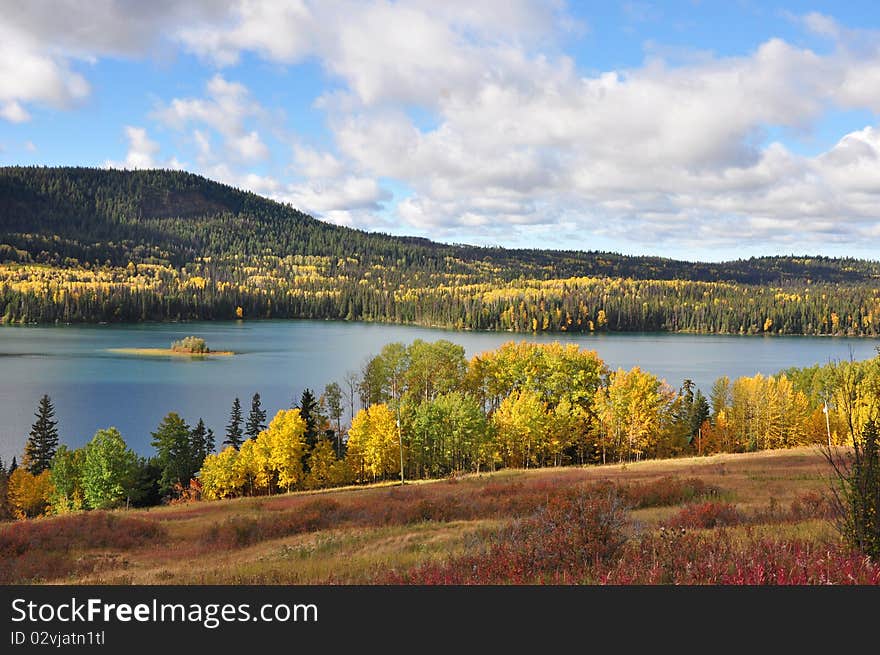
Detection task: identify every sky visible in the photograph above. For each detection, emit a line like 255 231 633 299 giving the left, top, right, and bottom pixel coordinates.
2 1 880 262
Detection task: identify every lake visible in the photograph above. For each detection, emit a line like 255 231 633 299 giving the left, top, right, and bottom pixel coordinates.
1 320 878 462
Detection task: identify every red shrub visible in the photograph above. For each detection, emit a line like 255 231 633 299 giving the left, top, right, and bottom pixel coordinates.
664 502 742 529
622 477 719 508
0 512 166 584
603 530 880 585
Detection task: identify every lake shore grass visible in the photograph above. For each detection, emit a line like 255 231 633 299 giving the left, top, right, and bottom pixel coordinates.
107 347 235 357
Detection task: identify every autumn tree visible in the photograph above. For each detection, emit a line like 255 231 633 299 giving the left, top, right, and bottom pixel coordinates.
410 391 489 476
200 446 244 500
261 409 309 492
492 389 548 469
595 367 669 462
403 339 467 403
346 404 400 481
304 438 351 489
49 444 84 513
7 468 54 518
23 394 59 474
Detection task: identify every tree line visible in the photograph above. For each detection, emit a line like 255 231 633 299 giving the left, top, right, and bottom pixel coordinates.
3 167 880 335
5 339 877 519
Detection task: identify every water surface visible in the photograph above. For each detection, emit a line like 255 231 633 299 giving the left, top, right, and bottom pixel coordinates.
1 320 876 461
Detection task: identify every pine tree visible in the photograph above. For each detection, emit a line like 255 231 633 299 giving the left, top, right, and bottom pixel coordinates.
23 394 59 474
9 456 17 474
245 393 267 440
0 455 5 479
297 388 321 450
190 418 214 471
224 397 244 448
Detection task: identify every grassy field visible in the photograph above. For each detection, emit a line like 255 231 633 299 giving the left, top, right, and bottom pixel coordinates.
2 446 876 585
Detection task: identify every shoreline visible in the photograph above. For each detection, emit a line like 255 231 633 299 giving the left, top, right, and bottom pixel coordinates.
107 348 235 357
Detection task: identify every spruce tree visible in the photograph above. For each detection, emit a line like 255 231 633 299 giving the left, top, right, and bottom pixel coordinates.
245 393 267 440
9 456 17 474
224 397 244 448
297 388 321 450
150 412 193 496
24 394 59 474
189 418 214 471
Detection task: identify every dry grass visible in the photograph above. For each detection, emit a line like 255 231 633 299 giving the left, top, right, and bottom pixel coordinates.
1 446 845 584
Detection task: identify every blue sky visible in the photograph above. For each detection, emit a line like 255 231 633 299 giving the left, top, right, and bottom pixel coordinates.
2 1 880 261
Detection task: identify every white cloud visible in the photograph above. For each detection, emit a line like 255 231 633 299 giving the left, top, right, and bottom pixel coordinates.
293 146 345 179
6 1 880 253
0 101 30 123
0 1 229 120
0 24 90 122
154 74 270 164
281 176 390 213
104 125 184 170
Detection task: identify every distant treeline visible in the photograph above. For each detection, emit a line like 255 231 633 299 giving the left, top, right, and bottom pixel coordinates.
2 166 880 335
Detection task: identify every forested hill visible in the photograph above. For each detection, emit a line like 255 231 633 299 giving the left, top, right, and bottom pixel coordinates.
1 166 879 334
2 166 877 284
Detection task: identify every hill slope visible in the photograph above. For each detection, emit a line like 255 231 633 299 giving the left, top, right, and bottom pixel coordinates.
1 166 879 333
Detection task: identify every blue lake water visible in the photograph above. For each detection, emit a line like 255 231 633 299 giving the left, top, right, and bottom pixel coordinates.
1 320 877 462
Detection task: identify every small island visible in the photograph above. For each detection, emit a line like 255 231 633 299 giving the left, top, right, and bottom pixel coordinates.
109 336 234 358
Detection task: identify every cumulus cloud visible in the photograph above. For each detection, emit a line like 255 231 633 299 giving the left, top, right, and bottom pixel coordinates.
0 23 90 122
6 1 880 253
0 1 230 121
104 126 184 170
154 74 270 163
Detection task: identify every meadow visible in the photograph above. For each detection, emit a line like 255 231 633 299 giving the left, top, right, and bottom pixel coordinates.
3 446 877 585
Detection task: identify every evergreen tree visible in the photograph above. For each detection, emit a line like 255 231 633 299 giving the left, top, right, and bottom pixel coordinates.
224 397 244 448
130 457 163 508
245 393 267 440
150 412 194 497
0 456 10 521
189 418 214 471
9 456 17 474
23 394 59 474
297 388 321 450
690 390 710 438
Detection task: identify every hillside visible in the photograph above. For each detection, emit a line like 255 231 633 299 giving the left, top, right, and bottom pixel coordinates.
1 166 879 334
3 448 876 585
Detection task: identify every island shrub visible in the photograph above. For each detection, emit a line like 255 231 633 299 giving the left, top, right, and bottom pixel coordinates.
171 336 209 353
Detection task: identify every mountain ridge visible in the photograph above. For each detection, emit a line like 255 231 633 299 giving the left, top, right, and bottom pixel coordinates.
1 165 877 285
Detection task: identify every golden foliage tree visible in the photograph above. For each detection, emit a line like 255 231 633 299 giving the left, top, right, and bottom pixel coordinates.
7 468 54 519
199 446 244 500
492 389 548 469
345 404 401 481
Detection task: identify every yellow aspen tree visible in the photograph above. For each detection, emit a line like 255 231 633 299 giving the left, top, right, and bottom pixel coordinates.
199 446 242 500
346 404 401 481
492 389 547 469
261 409 308 492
